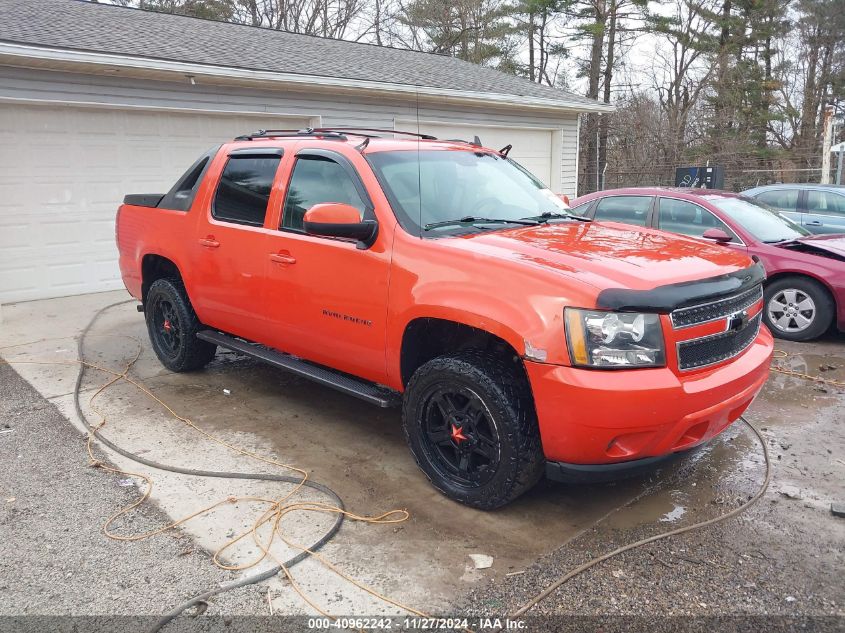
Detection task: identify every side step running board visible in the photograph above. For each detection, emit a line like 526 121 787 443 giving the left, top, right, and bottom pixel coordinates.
196 330 401 408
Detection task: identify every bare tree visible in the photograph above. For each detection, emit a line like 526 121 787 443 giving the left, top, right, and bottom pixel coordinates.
649 0 718 166
229 0 363 38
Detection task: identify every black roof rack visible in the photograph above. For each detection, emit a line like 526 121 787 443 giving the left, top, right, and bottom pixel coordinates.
234 127 438 142
234 128 349 141
316 127 438 140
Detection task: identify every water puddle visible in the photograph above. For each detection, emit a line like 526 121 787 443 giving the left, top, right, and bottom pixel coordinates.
659 503 686 523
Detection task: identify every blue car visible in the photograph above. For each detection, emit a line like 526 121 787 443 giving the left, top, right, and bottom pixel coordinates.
743 184 845 234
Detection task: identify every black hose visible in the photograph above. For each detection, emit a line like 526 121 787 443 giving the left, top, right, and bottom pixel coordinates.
73 300 345 633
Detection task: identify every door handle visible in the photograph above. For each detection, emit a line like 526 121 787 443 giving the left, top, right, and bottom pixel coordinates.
269 252 296 265
198 237 220 248
806 221 822 226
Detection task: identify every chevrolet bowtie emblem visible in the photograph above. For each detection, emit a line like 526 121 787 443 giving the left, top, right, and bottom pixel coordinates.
726 310 749 332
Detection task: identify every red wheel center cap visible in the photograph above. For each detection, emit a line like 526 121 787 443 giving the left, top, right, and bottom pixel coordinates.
163 319 172 332
450 423 468 444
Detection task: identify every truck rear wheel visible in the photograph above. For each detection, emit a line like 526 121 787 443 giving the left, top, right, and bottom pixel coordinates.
145 278 217 372
402 350 544 509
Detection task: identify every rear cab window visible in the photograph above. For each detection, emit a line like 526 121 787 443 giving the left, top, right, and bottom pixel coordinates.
158 146 218 211
212 154 282 227
592 196 653 226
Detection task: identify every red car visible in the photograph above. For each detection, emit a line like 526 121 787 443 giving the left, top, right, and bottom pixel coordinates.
572 188 845 341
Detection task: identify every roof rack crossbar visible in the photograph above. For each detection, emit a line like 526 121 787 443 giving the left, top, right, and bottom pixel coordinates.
234 127 441 142
311 127 438 140
234 128 349 141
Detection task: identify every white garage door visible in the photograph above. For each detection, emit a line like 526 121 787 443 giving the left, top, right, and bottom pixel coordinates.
0 103 312 303
396 121 556 188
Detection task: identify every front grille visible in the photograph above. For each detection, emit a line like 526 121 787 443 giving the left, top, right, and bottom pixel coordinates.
677 313 761 371
671 285 763 329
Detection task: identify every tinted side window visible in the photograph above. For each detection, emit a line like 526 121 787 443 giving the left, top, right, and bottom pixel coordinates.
658 198 738 241
806 190 845 217
593 196 652 226
756 189 799 212
212 156 280 227
282 156 366 231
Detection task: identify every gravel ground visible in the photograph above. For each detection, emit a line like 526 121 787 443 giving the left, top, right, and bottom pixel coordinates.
0 362 269 631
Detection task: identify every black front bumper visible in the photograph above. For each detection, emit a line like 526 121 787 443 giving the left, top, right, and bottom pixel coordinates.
545 451 686 484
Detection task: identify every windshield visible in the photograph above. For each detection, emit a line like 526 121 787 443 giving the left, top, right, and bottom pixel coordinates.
367 150 571 234
704 195 810 243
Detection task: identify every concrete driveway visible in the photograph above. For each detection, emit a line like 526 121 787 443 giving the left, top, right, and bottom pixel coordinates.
1 290 843 626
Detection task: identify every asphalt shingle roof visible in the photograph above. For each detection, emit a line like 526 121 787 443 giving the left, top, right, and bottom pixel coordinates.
0 0 603 109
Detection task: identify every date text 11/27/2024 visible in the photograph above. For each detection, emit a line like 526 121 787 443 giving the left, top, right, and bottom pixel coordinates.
307 617 527 630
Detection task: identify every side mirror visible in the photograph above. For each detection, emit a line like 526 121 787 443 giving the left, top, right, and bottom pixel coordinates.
701 228 733 243
556 193 571 206
303 203 378 248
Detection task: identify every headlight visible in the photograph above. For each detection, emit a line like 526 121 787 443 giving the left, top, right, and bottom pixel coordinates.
565 308 665 368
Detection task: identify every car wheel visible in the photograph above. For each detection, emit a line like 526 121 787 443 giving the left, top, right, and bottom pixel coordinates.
763 277 834 342
145 278 217 372
402 350 544 509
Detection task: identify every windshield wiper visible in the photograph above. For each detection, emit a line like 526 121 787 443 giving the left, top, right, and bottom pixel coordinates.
524 211 591 223
424 216 541 231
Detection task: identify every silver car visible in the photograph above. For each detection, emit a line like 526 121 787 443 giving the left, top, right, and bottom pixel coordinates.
743 184 845 234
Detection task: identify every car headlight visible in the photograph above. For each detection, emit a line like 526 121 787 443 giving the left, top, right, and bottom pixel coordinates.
564 308 665 368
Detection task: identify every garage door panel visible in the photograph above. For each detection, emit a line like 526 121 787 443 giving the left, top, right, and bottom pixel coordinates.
80 143 124 168
42 220 84 247
0 223 29 251
85 182 129 207
0 103 311 303
0 266 40 296
46 262 88 290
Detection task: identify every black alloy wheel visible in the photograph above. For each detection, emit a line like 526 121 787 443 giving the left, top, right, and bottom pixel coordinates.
402 350 544 509
145 278 217 372
420 384 501 488
152 298 182 358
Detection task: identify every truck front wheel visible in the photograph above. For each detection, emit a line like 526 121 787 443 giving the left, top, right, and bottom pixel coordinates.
402 350 544 509
145 278 217 372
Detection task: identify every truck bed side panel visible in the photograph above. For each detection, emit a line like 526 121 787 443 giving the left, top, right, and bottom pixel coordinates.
117 205 194 302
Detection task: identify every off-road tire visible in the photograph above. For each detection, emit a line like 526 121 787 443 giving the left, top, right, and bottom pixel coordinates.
145 278 217 372
763 276 834 342
402 349 544 509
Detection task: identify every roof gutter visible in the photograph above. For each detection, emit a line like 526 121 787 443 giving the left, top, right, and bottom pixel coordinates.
0 41 615 114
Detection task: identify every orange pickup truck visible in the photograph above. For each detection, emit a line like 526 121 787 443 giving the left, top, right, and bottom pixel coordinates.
116 128 773 508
